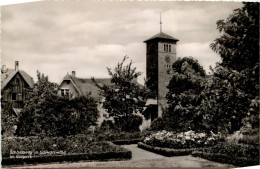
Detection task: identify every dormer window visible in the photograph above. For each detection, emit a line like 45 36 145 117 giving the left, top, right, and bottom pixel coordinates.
61 89 70 97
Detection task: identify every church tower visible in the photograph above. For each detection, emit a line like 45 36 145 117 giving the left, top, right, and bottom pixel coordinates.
144 30 179 117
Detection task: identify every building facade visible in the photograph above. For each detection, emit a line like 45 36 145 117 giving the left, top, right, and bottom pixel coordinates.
1 61 34 112
58 71 112 126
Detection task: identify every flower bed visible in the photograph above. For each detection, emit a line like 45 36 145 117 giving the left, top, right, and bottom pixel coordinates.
138 130 221 157
1 136 131 165
143 130 222 149
191 142 259 167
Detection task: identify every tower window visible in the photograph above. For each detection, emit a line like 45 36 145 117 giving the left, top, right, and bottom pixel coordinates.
164 44 171 52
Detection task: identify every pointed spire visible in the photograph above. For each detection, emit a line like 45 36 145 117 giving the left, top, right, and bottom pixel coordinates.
160 12 162 33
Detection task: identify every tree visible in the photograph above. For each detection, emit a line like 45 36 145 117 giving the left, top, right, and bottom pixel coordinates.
199 65 252 133
16 71 99 136
92 56 152 132
1 100 18 136
164 57 207 132
202 2 259 134
210 2 259 72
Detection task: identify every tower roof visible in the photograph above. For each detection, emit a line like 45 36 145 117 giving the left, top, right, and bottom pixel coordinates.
144 32 179 43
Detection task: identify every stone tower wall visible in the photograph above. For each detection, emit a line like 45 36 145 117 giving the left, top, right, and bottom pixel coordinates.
157 41 177 117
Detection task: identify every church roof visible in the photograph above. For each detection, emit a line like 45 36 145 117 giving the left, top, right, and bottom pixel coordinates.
1 69 34 90
144 32 179 43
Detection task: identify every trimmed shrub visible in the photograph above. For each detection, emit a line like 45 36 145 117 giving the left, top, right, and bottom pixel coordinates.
2 148 131 166
1 136 130 159
137 142 204 157
191 142 259 167
113 139 141 145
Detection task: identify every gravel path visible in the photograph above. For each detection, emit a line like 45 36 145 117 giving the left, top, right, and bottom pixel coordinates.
14 144 234 168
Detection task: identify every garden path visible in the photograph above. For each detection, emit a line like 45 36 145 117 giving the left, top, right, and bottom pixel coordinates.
14 144 234 168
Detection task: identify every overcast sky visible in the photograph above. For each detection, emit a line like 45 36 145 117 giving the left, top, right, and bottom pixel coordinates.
1 1 243 84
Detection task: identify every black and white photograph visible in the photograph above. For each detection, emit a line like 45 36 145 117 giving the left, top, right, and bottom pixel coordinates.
1 0 259 168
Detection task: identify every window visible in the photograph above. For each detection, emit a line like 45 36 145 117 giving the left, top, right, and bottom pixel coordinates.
61 89 70 97
12 93 17 101
164 44 172 52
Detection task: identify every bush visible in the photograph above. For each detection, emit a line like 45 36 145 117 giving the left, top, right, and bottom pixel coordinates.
192 142 259 167
1 135 127 158
99 120 115 132
17 95 99 137
94 131 143 142
114 115 143 132
150 117 164 131
137 142 204 157
2 144 131 166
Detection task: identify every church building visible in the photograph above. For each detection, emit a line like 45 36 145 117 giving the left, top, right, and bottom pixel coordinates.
143 29 179 123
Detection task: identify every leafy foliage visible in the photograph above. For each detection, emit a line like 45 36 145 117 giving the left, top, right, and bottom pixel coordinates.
199 65 254 133
202 2 259 133
1 101 18 136
92 56 152 132
16 71 99 136
210 2 259 71
164 57 206 131
150 117 164 131
163 3 259 135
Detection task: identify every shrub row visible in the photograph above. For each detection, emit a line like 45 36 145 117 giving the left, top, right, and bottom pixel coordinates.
191 142 259 167
112 139 142 145
137 142 204 157
2 136 123 158
191 151 259 167
197 142 259 159
2 149 132 166
94 131 149 142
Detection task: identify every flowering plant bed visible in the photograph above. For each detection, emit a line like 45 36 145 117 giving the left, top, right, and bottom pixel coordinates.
191 142 259 167
1 136 131 165
143 130 223 149
137 142 205 157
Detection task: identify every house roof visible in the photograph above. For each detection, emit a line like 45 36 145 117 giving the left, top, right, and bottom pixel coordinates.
61 75 112 100
1 69 34 90
144 32 179 43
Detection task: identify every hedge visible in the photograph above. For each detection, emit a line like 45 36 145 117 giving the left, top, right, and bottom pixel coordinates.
191 142 259 167
2 136 132 166
191 151 259 167
113 139 142 145
2 149 132 166
137 142 204 157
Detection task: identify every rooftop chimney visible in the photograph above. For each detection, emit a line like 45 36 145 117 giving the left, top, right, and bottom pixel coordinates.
72 71 76 77
15 61 19 71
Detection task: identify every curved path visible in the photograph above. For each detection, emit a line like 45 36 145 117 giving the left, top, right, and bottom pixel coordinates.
15 144 234 168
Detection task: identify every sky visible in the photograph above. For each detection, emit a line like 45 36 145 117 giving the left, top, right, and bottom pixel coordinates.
1 1 243 84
